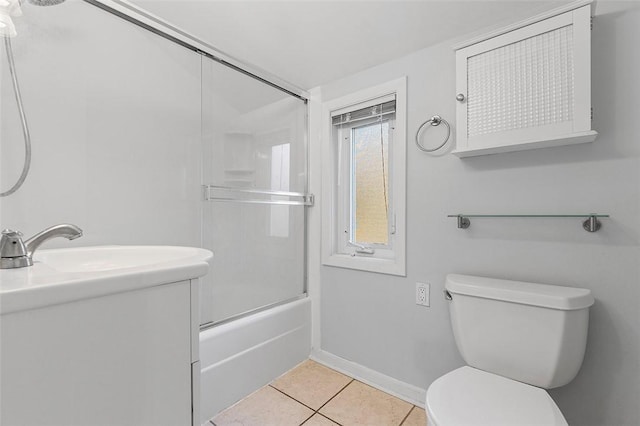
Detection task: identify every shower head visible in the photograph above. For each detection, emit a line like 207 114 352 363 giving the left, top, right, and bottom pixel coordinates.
0 15 16 37
0 0 20 37
27 0 66 5
1 0 65 38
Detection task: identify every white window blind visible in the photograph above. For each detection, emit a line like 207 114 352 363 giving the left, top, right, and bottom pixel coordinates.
332 98 396 126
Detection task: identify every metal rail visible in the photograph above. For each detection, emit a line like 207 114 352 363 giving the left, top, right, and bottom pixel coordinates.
83 0 309 103
448 214 610 232
204 185 314 206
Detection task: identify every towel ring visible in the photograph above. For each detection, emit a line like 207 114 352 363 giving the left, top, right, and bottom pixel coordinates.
415 115 450 153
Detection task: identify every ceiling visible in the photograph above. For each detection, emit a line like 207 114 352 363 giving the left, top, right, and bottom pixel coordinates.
132 0 569 90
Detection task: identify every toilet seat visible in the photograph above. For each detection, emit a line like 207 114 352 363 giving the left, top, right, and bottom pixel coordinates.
426 366 568 426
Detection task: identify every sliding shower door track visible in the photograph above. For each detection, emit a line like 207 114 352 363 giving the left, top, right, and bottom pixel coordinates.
83 0 309 103
199 293 308 331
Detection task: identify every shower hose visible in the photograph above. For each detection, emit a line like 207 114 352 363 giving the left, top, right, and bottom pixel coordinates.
1 36 32 197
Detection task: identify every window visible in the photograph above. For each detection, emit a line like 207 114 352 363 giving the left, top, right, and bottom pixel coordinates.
322 78 406 276
336 102 394 256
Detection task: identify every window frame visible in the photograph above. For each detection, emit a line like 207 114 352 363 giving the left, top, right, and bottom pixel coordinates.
321 78 407 276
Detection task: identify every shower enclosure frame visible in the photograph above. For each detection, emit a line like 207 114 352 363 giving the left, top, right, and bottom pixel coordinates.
81 0 312 329
82 0 309 102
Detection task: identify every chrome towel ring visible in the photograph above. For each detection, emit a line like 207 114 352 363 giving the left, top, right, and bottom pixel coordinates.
415 115 451 153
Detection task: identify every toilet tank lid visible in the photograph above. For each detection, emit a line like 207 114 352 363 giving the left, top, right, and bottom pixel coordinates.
446 274 594 310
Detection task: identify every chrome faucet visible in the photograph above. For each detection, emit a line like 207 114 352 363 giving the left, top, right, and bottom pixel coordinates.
0 224 83 269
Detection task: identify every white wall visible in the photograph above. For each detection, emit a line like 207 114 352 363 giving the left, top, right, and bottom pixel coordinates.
313 2 640 425
0 1 202 248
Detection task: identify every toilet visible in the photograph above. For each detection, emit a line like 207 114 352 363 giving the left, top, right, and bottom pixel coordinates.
426 274 594 426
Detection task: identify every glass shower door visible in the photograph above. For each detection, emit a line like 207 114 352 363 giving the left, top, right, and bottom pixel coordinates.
200 59 308 326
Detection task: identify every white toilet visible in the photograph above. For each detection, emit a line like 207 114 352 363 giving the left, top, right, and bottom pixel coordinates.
426 274 594 426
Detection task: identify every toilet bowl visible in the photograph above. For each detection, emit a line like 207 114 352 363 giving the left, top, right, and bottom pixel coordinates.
426 367 567 426
426 274 594 425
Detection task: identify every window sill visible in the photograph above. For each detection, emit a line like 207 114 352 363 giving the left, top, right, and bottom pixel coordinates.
323 253 406 276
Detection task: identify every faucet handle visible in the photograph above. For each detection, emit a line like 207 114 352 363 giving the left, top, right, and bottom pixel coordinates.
0 229 28 258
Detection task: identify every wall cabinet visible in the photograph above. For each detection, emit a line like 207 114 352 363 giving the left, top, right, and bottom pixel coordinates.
453 1 597 157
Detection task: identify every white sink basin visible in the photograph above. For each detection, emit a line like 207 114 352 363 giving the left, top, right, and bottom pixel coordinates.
34 246 210 273
0 245 213 315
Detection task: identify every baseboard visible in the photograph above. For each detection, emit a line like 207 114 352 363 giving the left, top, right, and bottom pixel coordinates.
310 349 426 408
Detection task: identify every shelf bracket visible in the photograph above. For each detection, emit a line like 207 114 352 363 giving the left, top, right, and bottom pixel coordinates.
457 215 471 229
582 215 602 233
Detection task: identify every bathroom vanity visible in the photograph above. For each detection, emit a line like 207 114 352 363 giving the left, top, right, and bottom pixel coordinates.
0 246 212 426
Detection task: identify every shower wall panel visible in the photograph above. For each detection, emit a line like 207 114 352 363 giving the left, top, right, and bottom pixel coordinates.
0 1 202 248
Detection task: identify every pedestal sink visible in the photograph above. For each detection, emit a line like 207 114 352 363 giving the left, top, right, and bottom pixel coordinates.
0 245 212 426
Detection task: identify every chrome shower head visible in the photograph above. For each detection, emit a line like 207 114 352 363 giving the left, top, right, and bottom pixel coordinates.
0 0 21 38
27 0 66 5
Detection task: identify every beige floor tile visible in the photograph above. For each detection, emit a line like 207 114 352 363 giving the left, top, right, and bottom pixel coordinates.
271 359 352 410
401 407 427 426
213 385 313 426
303 413 340 426
319 381 413 426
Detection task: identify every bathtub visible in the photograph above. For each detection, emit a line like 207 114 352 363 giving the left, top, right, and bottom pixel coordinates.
198 297 311 424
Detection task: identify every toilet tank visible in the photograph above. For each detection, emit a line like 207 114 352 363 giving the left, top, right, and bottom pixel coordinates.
446 274 594 389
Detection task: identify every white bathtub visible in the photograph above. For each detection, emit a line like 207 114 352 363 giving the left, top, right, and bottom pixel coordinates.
198 297 311 424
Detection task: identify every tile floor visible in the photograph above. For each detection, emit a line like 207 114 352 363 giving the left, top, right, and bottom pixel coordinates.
211 359 427 426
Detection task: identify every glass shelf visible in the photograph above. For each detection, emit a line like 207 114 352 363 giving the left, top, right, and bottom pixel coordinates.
447 214 609 218
447 214 609 232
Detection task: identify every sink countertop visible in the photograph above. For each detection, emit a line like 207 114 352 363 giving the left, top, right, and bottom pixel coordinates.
0 246 213 315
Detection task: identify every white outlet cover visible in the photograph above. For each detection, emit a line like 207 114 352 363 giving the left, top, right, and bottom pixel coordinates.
416 282 430 307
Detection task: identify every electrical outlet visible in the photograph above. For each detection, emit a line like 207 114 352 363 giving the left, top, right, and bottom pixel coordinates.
416 282 430 307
